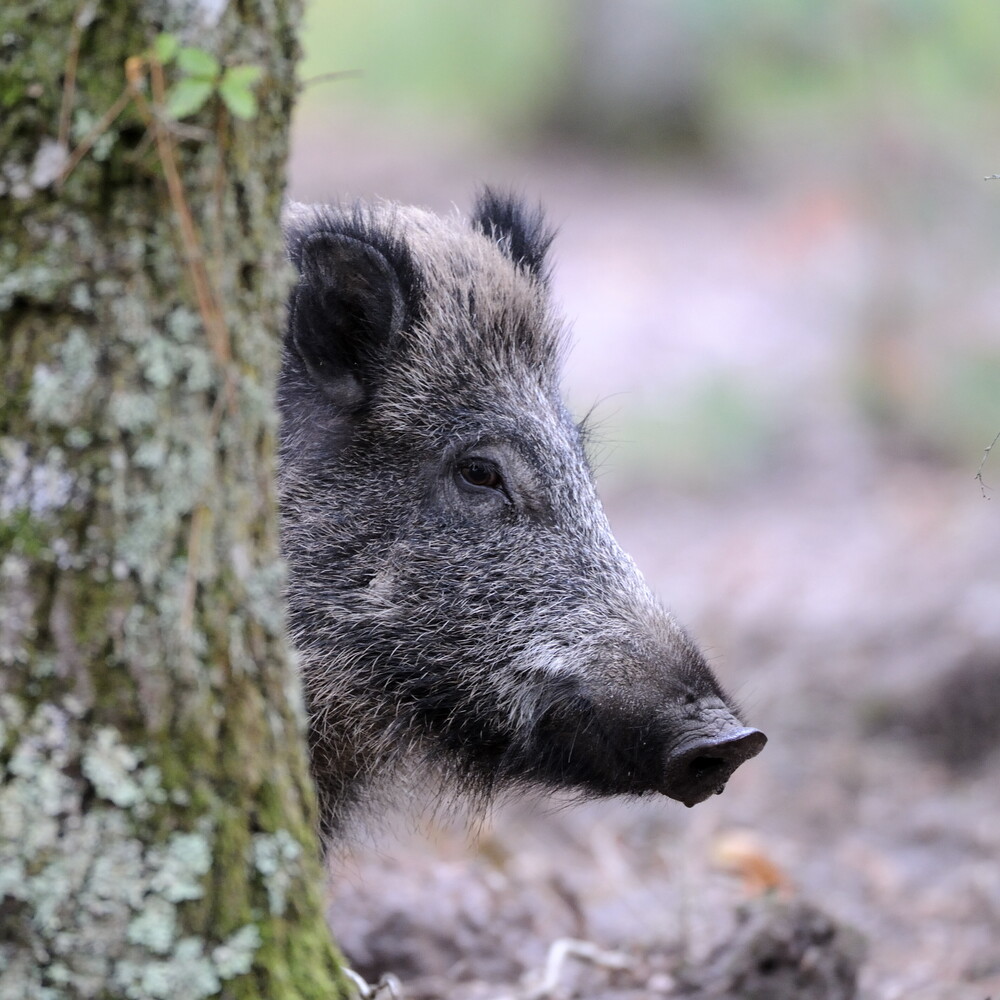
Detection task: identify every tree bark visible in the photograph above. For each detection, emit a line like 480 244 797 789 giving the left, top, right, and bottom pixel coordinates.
0 2 347 997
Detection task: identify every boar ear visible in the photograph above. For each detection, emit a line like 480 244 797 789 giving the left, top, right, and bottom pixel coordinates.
287 232 406 412
471 187 555 280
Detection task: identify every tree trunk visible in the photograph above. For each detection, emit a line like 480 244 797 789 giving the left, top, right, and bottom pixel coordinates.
0 2 347 997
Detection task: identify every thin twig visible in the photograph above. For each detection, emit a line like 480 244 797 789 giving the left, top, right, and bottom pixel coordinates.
133 55 237 628
141 57 232 369
300 69 363 88
64 51 234 376
342 967 403 1000
975 428 1000 498
58 85 131 186
523 939 631 1000
61 47 243 640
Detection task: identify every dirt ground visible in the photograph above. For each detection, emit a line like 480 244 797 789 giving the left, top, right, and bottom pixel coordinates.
289 112 1000 1000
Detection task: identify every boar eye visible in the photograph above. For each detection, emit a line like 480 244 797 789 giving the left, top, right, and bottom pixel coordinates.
457 459 503 492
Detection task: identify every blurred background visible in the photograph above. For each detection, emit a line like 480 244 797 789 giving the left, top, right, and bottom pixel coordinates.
288 4 1000 998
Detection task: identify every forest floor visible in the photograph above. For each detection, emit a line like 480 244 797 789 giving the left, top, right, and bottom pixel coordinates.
290 113 1000 1000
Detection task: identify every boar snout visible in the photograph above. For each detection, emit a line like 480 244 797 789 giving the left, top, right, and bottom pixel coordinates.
663 726 767 807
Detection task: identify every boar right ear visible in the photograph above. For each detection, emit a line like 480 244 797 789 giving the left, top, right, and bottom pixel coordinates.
472 187 555 281
287 232 406 412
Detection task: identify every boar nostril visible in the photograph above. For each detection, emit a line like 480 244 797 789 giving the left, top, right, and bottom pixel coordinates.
688 754 727 780
662 727 767 808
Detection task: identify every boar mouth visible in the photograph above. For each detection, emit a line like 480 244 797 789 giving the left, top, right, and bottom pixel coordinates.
660 727 767 807
522 688 766 807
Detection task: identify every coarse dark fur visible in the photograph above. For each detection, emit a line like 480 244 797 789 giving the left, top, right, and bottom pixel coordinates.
279 190 764 843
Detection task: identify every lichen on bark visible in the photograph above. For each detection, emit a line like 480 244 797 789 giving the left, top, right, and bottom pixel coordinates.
0 1 347 997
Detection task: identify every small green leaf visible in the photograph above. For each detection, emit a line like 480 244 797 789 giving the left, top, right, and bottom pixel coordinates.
221 65 263 90
219 66 263 119
166 77 215 119
176 47 220 80
153 33 179 64
218 80 258 120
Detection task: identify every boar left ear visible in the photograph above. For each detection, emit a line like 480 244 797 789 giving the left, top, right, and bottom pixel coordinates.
287 232 406 412
471 187 555 280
